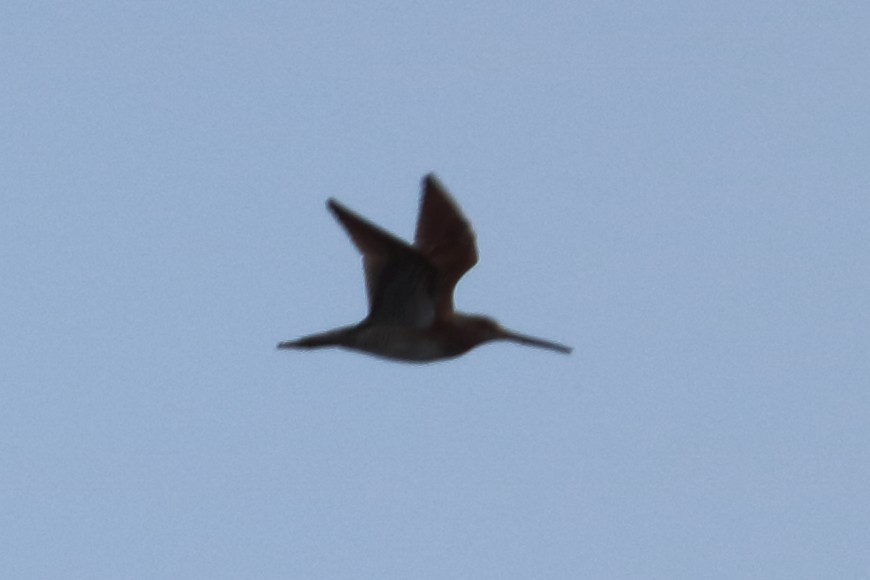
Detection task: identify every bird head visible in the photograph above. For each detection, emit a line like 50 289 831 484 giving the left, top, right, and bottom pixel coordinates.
458 314 572 355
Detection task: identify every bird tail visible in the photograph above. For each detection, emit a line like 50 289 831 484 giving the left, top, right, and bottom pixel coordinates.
277 327 353 350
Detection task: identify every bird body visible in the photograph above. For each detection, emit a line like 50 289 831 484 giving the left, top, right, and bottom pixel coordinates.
278 174 571 362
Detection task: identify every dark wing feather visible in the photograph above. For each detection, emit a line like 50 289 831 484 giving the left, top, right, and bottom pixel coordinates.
328 199 438 328
413 175 478 315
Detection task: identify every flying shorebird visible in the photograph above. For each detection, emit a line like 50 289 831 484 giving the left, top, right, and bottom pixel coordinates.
277 174 572 362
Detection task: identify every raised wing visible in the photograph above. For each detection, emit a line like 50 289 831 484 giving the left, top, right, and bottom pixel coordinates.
328 198 438 328
413 174 478 314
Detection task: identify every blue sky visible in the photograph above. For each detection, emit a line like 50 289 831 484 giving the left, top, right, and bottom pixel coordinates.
2 2 869 578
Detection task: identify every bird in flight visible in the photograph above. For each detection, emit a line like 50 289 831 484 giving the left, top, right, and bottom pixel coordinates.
278 174 572 362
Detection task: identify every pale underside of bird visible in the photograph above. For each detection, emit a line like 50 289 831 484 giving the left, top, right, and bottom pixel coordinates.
277 174 572 362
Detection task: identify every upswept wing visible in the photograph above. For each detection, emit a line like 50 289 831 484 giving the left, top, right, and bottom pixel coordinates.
413 174 479 315
328 199 437 328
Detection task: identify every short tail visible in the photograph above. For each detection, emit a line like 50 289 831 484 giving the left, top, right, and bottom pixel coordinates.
277 327 352 350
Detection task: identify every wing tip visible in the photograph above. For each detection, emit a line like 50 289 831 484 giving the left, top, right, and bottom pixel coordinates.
326 197 349 220
422 172 442 191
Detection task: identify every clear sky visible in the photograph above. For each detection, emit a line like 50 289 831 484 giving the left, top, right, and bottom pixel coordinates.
2 2 869 578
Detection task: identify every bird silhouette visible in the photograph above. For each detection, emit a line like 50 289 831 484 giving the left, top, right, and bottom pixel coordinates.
278 174 572 362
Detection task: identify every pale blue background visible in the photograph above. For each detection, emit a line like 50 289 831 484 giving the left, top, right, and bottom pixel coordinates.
2 2 869 578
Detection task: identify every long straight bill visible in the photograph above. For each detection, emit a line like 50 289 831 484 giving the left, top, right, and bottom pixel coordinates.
501 329 572 354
